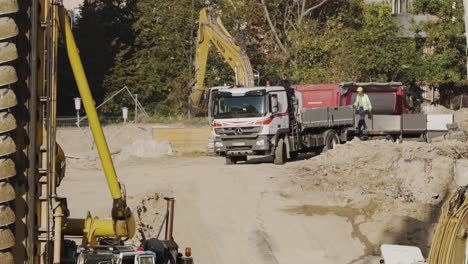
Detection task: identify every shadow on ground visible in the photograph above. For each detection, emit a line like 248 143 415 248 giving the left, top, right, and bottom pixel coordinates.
385 198 445 257
242 153 316 165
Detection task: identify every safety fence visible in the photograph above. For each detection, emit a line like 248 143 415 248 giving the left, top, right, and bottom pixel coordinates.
57 116 123 127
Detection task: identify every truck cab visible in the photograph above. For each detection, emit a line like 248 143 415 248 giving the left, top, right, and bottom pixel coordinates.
208 86 290 164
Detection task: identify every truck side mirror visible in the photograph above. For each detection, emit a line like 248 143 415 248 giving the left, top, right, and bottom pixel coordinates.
271 94 279 113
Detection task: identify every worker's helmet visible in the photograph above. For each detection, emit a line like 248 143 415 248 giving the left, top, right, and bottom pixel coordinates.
357 87 364 92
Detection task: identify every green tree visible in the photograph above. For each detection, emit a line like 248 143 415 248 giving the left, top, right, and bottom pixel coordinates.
57 0 138 115
412 0 466 102
102 0 203 115
290 1 418 84
76 0 137 101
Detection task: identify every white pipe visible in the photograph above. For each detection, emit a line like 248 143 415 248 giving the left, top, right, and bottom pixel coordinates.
234 66 239 86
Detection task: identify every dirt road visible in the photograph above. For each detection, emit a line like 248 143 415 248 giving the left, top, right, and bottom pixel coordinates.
59 155 376 264
57 124 468 264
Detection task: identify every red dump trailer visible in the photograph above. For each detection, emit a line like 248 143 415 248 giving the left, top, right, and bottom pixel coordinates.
292 82 410 115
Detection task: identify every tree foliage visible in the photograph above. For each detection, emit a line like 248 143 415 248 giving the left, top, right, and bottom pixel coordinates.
58 0 468 115
412 0 467 101
290 1 417 84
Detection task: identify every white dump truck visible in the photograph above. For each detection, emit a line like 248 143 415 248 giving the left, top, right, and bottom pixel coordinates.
208 83 454 165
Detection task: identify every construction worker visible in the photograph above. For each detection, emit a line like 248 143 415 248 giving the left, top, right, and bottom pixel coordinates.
353 87 372 130
280 74 291 89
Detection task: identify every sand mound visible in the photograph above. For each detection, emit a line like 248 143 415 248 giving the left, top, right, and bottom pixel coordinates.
57 124 172 169
284 139 468 257
128 192 168 246
113 139 172 164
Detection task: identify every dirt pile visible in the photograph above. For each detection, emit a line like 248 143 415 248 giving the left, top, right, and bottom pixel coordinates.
57 124 172 169
128 192 168 246
284 139 468 258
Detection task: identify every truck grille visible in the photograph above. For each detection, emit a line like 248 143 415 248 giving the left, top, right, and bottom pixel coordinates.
215 126 261 138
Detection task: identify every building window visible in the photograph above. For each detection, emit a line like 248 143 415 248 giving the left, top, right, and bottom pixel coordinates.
392 0 412 14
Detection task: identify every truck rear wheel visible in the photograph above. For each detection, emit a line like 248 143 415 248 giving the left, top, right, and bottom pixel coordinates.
274 138 286 165
225 157 237 165
323 130 340 152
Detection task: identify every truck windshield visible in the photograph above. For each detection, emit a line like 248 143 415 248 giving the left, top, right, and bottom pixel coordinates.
214 94 266 118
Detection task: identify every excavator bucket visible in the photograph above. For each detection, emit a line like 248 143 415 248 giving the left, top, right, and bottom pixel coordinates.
0 43 17 64
0 112 16 134
0 18 18 41
0 159 15 180
0 0 19 15
0 252 13 264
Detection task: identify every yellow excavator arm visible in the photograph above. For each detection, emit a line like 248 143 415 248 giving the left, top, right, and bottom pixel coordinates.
58 7 135 246
189 8 254 115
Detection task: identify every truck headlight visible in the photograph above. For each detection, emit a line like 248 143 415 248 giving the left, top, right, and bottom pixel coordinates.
255 139 265 146
215 142 223 147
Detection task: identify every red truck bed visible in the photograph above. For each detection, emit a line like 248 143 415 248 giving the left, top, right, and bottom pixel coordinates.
292 82 409 115
292 84 341 109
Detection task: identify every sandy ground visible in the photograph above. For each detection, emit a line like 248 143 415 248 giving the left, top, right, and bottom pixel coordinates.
57 123 468 264
60 155 342 264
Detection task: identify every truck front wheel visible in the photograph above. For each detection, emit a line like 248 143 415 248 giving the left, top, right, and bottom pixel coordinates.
289 151 299 160
274 138 286 165
225 157 237 165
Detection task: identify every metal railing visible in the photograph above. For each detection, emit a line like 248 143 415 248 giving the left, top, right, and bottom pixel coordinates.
57 116 123 127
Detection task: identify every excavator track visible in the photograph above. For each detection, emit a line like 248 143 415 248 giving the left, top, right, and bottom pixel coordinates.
0 0 21 263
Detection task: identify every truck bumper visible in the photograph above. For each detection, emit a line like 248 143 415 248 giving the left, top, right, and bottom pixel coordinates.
213 135 271 156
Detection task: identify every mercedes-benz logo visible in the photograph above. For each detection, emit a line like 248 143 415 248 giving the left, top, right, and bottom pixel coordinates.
234 128 243 135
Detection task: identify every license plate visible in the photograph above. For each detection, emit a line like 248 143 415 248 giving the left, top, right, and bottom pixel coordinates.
232 142 246 146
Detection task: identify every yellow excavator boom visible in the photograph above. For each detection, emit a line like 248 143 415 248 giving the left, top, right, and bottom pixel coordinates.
189 8 254 115
58 7 134 245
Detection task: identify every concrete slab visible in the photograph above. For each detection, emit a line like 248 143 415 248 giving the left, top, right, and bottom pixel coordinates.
427 114 453 131
455 159 468 186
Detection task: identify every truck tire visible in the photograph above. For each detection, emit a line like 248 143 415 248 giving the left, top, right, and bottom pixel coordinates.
225 156 237 165
312 147 323 155
323 130 340 152
289 151 299 160
237 155 247 162
274 138 286 165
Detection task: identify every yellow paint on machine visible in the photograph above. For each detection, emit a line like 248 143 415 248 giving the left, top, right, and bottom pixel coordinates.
153 128 211 151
